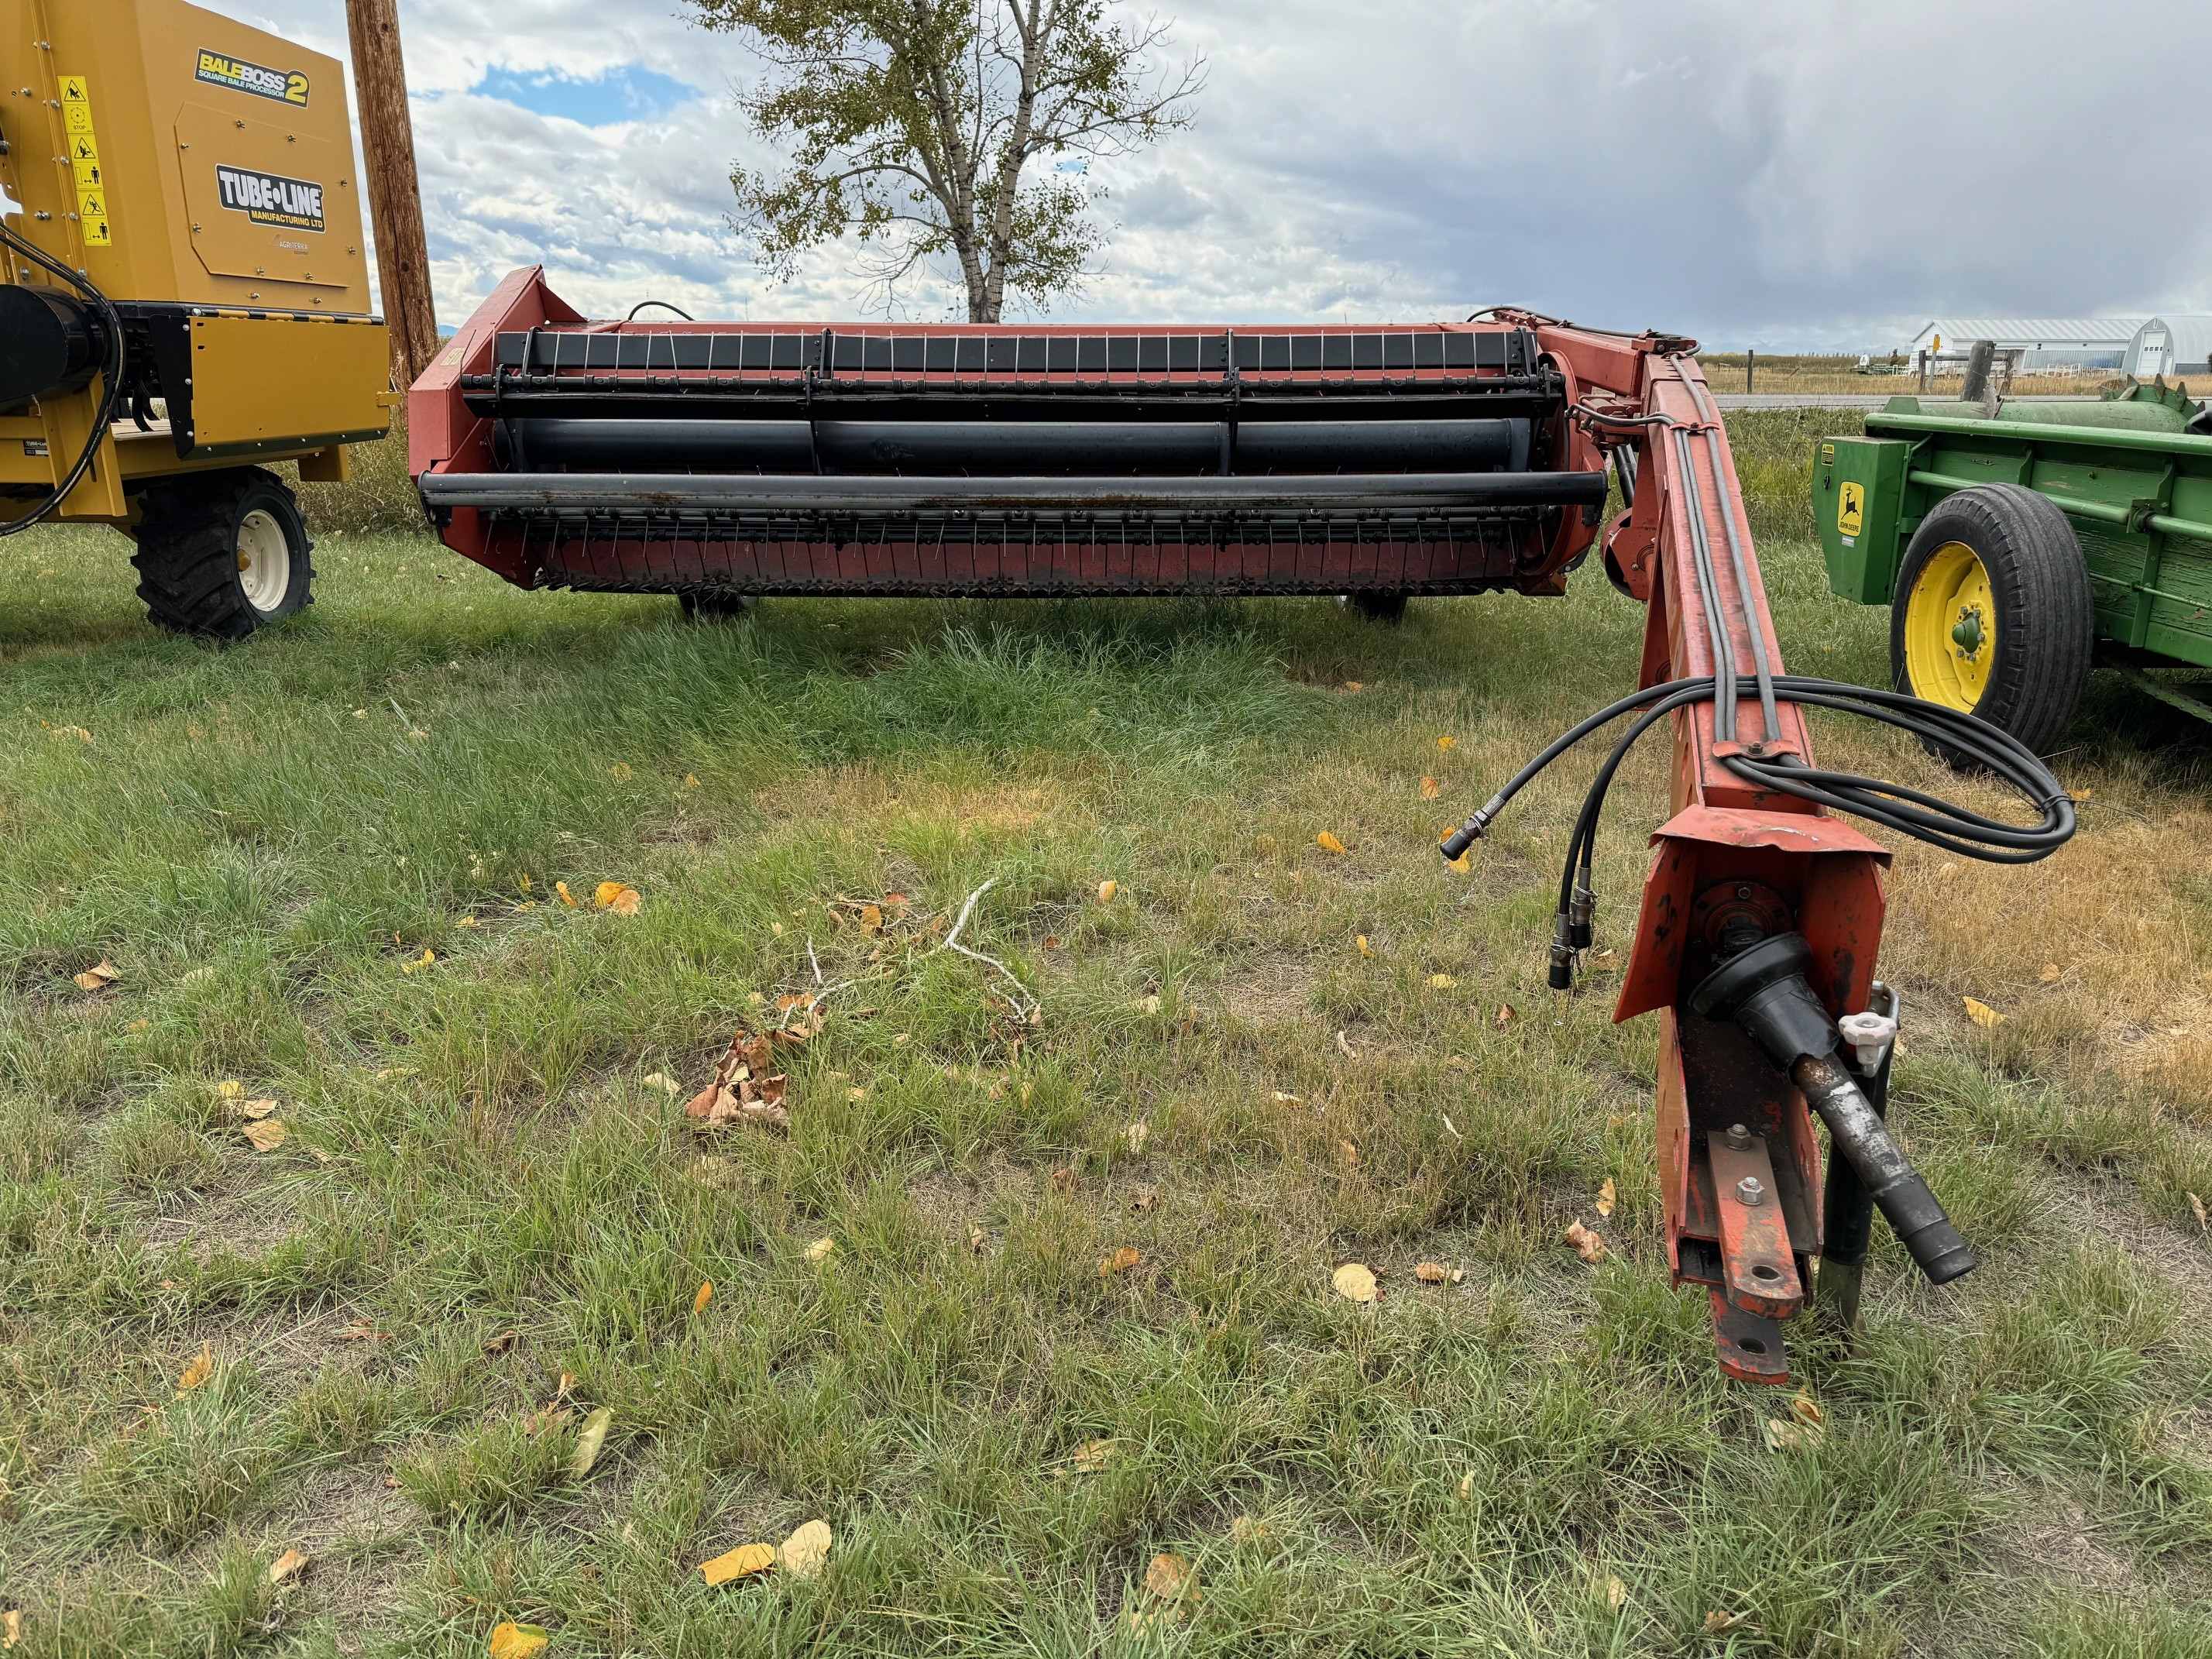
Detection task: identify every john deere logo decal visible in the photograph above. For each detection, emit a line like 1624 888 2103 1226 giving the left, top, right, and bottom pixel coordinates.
215 165 325 232
196 49 310 108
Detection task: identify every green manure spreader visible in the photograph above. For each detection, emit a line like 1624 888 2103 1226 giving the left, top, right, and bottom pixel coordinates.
1816 380 2212 752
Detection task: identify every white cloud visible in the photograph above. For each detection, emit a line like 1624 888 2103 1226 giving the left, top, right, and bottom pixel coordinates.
234 0 2212 349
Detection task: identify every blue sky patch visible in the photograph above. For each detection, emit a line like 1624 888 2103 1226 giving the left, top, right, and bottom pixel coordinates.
472 63 699 126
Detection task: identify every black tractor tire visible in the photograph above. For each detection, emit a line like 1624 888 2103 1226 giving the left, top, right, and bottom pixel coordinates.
1890 483 2093 761
679 591 756 623
131 468 314 640
1345 591 1410 624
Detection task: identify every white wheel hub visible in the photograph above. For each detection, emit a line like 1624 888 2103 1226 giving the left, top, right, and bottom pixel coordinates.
235 508 292 613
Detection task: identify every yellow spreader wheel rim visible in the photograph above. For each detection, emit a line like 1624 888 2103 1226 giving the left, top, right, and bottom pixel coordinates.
1903 540 1997 713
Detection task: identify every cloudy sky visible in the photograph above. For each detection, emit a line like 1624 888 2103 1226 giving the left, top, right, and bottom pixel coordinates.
236 0 2212 350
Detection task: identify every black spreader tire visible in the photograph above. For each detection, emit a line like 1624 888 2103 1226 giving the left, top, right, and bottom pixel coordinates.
132 468 313 640
1890 483 2092 761
679 592 756 623
1346 591 1410 624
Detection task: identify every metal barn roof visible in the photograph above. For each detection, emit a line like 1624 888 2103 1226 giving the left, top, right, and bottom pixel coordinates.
1908 318 2148 348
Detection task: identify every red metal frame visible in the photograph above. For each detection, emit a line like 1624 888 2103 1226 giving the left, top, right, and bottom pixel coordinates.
1513 314 1888 1381
410 270 1599 599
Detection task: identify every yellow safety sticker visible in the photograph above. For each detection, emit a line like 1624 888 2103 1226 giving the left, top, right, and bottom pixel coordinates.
72 156 102 189
63 101 94 133
71 132 99 163
59 74 89 103
1837 481 1865 538
80 191 106 220
83 219 112 247
56 77 112 249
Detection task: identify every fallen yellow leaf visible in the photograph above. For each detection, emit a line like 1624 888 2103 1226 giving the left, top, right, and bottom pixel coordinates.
1339 680 1364 693
1100 1245 1142 1277
2040 962 2062 983
267 1547 307 1585
177 1342 214 1396
400 947 435 974
779 1517 833 1579
1420 776 1441 800
699 1543 777 1586
2192 1192 2210 1232
242 1118 289 1153
693 1280 713 1314
1355 934 1374 958
1595 1177 1617 1218
2 1609 19 1648
1437 735 1457 751
487 1620 550 1658
1496 1002 1516 1027
1069 1437 1117 1473
1314 830 1347 854
1428 973 1456 989
1703 1611 1747 1635
1331 1262 1378 1303
1446 851 1471 874
1145 1551 1197 1601
1564 1220 1606 1265
218 1080 245 1101
594 881 642 916
1122 1121 1151 1154
805 1236 836 1264
1606 1575 1627 1612
235 1097 279 1121
555 881 577 907
1097 879 1119 905
1335 1138 1360 1166
1963 996 2006 1029
73 958 119 991
1414 1261 1448 1283
1789 1389 1823 1426
610 761 633 781
569 1406 612 1476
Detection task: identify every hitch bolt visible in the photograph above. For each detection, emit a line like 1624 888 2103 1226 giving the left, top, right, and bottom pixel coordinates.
1723 1122 1752 1150
1735 1176 1765 1207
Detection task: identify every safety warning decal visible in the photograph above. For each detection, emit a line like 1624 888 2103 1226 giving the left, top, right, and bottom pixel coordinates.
57 77 112 246
215 164 326 232
195 50 310 108
1837 480 1865 539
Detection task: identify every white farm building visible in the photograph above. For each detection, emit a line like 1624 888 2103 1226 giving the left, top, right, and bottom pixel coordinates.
1903 318 2145 371
2126 317 2212 379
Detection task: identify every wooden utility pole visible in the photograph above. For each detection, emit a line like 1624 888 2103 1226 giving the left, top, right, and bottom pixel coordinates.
345 0 438 388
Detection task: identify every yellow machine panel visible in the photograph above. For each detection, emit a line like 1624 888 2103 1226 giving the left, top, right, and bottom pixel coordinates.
0 0 373 314
0 0 395 638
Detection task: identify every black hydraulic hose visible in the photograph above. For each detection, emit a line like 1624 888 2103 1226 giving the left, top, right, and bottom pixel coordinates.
1441 674 2075 878
626 299 696 321
1701 425 1781 742
1670 427 1739 740
0 223 125 538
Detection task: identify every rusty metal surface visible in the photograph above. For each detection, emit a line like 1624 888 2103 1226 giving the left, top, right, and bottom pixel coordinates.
1705 1128 1805 1319
1708 1290 1792 1385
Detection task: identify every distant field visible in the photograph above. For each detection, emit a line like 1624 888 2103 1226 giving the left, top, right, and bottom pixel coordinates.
2 409 2210 1656
1698 354 2128 399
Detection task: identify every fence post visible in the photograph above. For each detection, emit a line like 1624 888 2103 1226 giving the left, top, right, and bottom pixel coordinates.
1747 349 1755 394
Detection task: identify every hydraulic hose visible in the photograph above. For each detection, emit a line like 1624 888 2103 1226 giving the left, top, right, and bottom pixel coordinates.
0 222 125 538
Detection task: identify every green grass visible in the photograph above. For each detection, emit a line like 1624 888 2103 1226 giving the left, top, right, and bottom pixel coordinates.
3 412 2212 1655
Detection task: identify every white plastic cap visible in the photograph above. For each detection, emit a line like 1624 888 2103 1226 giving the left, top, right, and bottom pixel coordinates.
1838 1009 1898 1073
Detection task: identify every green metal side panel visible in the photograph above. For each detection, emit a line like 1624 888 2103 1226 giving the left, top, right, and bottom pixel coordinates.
1813 437 1910 603
1851 404 2212 672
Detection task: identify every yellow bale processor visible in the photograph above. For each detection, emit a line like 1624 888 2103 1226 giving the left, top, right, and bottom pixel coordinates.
0 0 393 634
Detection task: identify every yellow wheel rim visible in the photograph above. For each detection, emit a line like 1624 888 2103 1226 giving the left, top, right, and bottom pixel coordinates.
1903 540 1997 712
